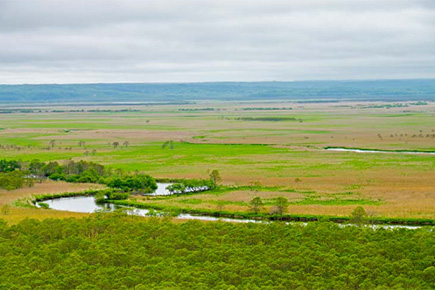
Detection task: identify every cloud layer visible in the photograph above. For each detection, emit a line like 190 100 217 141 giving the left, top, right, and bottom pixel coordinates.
1 0 434 84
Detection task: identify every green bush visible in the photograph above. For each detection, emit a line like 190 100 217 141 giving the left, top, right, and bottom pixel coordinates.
38 202 50 209
105 174 157 192
0 170 34 190
106 191 130 200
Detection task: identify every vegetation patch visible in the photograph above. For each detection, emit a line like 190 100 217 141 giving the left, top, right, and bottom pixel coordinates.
235 117 303 122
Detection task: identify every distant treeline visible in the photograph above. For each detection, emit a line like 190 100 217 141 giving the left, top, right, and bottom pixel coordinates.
235 117 302 122
1 79 435 103
0 108 141 114
178 108 217 111
241 107 293 111
0 109 34 114
295 100 340 103
355 101 429 109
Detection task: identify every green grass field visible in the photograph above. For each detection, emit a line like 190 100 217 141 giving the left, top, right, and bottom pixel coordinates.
1 100 434 220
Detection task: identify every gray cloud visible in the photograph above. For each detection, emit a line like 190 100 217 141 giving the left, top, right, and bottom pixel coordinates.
0 0 434 83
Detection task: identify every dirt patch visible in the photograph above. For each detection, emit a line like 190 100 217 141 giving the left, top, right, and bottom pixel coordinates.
36 129 195 142
1 128 61 134
192 190 304 202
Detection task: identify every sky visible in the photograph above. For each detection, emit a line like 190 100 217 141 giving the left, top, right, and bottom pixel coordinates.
0 0 434 84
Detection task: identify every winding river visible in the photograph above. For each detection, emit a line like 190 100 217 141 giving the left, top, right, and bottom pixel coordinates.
38 184 423 229
39 183 261 223
40 195 261 223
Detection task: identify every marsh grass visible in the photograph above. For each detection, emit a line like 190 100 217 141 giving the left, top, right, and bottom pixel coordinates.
0 101 434 220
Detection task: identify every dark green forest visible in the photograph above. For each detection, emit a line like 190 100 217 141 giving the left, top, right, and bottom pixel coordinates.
1 79 435 103
0 214 434 290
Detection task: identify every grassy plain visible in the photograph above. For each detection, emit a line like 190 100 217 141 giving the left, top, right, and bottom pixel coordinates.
0 100 434 221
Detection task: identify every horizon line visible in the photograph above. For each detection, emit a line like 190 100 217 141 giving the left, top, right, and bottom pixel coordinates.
1 77 435 86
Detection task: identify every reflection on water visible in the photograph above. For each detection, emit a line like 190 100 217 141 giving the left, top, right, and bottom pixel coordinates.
42 196 111 213
146 183 173 196
41 183 172 212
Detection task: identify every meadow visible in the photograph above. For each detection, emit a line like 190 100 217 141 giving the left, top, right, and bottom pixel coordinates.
0 100 434 221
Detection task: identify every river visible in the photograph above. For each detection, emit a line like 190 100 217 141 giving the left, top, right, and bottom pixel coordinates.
326 147 435 155
38 194 423 228
40 195 262 223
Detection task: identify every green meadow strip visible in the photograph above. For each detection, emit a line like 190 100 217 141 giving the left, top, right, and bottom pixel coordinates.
109 200 434 226
31 189 105 204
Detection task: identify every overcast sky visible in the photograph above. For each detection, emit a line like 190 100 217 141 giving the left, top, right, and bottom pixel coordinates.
0 0 434 84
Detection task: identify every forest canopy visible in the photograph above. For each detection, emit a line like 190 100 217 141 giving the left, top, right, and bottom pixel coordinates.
0 214 434 290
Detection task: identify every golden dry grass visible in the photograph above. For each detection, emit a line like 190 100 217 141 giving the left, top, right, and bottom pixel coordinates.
0 180 104 205
0 181 105 224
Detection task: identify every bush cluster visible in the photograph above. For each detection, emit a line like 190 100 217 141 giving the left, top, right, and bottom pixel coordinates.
166 179 216 194
2 159 157 194
0 170 34 190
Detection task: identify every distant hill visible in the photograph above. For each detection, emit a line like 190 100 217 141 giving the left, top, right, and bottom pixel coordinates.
1 79 434 104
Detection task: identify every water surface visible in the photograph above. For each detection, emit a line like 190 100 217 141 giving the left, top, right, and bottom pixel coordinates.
326 147 435 155
40 195 261 223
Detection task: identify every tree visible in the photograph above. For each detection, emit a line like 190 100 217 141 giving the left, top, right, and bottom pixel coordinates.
49 140 56 148
250 197 264 214
270 197 288 215
350 206 367 226
209 170 222 185
123 141 129 147
112 142 119 148
0 159 21 172
0 171 34 190
42 161 61 176
162 140 174 149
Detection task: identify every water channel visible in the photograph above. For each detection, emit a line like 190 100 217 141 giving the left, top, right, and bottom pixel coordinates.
326 147 435 155
38 183 424 228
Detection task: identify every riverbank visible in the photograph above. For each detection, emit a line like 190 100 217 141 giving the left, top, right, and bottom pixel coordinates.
29 190 435 227
111 199 434 226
